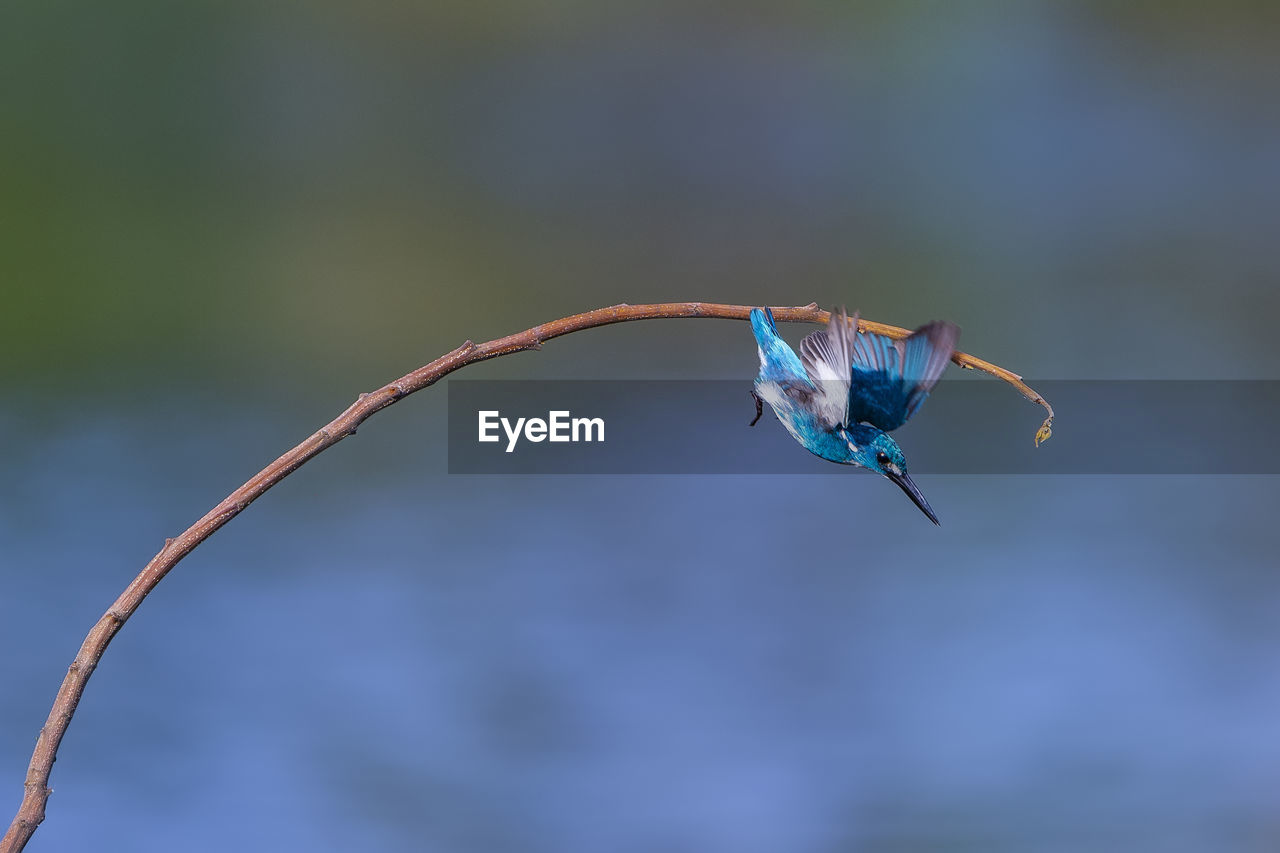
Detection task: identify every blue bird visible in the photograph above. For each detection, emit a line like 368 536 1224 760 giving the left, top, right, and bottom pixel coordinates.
749 306 959 524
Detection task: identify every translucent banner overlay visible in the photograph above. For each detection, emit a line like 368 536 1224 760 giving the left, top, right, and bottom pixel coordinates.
447 380 1280 474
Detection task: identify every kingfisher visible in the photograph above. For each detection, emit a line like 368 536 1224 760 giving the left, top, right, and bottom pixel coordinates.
749 306 959 524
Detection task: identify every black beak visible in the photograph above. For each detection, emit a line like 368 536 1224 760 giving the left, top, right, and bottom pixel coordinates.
886 470 940 525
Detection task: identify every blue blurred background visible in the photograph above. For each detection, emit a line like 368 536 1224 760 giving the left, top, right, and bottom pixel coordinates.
3 2 1279 850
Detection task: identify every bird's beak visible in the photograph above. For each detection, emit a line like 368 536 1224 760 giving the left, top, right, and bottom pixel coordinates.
886 470 940 525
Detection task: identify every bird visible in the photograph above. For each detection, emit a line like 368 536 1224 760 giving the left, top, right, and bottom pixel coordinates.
749 306 959 524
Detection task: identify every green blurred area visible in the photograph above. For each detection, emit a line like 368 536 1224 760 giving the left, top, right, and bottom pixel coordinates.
2 1 1278 389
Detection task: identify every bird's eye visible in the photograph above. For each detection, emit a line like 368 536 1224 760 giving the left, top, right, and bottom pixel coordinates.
876 451 890 465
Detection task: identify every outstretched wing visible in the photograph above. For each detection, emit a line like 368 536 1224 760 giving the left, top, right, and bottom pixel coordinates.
799 307 857 428
846 321 960 431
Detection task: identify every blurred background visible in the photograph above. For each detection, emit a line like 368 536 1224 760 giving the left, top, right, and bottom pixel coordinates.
2 2 1279 850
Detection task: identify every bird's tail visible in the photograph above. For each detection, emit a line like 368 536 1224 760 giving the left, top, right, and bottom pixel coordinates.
749 307 780 346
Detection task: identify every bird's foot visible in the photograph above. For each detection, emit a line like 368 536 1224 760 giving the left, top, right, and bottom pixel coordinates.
749 390 763 426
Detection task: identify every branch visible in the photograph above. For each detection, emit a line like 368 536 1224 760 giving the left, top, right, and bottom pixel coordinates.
0 301 1053 852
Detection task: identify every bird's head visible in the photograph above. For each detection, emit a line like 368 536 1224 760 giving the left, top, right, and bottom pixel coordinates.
852 431 940 525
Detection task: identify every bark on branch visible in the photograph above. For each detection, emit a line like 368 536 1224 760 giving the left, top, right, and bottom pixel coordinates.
0 301 1053 852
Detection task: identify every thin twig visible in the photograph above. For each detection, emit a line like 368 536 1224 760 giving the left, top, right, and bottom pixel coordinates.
0 301 1053 852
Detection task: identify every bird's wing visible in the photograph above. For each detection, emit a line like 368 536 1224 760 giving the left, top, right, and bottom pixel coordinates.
799 307 857 428
847 321 959 431
898 321 960 421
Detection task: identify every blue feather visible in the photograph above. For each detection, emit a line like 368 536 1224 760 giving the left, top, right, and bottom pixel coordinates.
750 308 811 387
848 321 959 430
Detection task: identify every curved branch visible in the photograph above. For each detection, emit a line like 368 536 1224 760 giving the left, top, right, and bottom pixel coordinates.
0 301 1053 852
